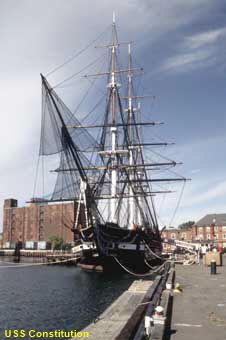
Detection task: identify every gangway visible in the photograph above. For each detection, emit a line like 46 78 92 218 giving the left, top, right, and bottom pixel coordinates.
162 238 200 264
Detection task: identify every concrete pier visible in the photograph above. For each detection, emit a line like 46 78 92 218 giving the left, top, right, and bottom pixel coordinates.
71 256 226 340
71 279 155 340
168 254 226 340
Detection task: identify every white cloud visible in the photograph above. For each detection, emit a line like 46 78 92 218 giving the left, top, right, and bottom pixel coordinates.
185 27 226 49
160 49 213 73
183 180 226 207
158 27 226 73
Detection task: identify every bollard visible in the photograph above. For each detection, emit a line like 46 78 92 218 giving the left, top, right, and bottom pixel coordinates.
13 241 22 263
144 315 153 336
210 260 217 275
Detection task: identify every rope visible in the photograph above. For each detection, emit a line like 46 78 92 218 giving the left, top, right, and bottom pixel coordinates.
45 25 111 77
168 180 186 226
144 241 164 261
113 256 169 277
0 257 79 269
53 51 108 88
144 258 155 269
32 154 40 198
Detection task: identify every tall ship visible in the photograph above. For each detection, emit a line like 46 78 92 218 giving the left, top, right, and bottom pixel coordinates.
34 17 186 273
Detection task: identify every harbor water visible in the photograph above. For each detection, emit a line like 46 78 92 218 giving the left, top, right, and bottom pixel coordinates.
0 258 133 340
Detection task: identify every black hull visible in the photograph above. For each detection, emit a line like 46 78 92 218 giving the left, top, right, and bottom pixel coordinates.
80 222 162 254
79 251 163 274
78 222 163 274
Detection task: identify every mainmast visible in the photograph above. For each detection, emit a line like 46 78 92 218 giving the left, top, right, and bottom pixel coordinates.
109 13 118 223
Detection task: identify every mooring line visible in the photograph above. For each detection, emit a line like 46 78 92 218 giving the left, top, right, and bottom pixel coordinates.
113 256 169 277
0 257 79 269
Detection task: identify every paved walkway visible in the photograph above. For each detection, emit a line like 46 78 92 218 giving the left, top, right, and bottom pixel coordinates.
169 255 226 340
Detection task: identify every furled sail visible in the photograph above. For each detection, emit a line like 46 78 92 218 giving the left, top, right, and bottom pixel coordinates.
40 75 97 156
39 75 101 201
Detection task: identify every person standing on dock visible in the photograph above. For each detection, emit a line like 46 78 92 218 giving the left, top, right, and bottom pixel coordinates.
13 240 23 262
200 244 207 258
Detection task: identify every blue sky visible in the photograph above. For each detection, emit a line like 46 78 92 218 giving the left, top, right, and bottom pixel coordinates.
0 0 226 230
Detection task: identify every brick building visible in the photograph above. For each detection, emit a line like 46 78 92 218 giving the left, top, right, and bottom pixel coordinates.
192 214 226 247
0 232 2 248
161 227 192 251
2 198 78 248
162 227 192 242
161 214 226 252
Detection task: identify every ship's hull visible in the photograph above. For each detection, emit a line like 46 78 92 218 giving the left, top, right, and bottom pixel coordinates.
78 222 163 274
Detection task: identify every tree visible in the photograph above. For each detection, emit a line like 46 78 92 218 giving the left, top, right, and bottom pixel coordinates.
178 221 195 230
62 242 72 251
49 235 63 250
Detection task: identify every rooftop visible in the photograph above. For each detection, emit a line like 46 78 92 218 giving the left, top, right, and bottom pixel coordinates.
196 213 226 226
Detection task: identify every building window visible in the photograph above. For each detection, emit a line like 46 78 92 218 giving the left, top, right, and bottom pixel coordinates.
171 233 175 239
207 234 211 240
182 233 186 240
199 234 203 240
223 234 226 239
206 227 210 231
222 226 226 231
199 227 203 231
215 234 218 240
214 226 218 231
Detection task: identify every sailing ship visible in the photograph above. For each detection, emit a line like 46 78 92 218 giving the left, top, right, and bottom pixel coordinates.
35 17 186 273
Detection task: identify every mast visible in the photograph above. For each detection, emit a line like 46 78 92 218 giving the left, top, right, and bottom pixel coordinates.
136 102 144 226
109 13 118 223
127 44 135 229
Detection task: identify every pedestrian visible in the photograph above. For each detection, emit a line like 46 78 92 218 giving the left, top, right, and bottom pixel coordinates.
212 246 217 253
217 244 223 252
201 244 207 258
